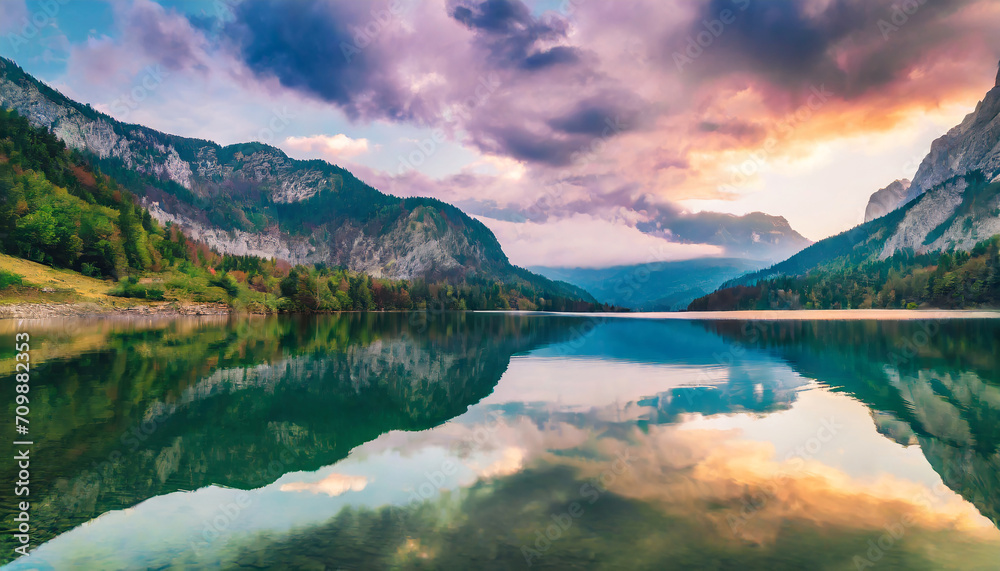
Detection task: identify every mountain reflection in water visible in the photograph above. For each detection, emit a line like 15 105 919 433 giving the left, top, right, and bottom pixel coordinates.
2 313 1000 570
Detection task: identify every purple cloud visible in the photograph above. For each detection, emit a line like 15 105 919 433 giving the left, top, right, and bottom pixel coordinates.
222 0 430 122
46 0 1000 268
450 0 581 70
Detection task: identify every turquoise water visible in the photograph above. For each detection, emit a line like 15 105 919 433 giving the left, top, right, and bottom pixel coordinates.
2 313 1000 569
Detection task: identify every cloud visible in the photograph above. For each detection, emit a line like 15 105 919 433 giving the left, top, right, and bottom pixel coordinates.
669 0 987 100
222 0 429 122
216 0 647 168
449 0 581 71
0 1 28 35
123 0 206 72
548 98 637 137
67 0 208 82
39 0 1000 264
467 447 524 480
521 45 580 70
475 214 723 268
63 0 212 97
284 134 371 161
279 473 369 496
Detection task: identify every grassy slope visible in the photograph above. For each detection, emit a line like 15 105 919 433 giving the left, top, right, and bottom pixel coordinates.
0 252 116 304
0 252 270 311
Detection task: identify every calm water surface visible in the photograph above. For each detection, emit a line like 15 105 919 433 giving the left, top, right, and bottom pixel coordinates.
2 312 1000 569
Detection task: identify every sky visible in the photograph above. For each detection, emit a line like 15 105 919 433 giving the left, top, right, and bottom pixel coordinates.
1 0 999 268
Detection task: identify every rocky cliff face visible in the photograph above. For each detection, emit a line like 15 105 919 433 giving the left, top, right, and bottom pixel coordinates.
749 168 1000 284
0 57 518 282
863 61 1000 222
880 171 1000 260
864 179 910 222
853 61 1000 259
906 63 1000 202
0 61 194 188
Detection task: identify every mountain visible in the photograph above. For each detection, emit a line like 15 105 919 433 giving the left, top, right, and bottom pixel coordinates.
693 171 1000 310
907 61 1000 201
864 60 1000 217
534 210 811 312
0 57 581 302
688 233 1000 311
636 209 812 262
720 167 1000 294
0 104 600 312
532 257 765 311
864 178 910 222
702 62 1000 305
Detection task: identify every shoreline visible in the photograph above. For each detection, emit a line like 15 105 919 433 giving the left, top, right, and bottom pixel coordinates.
3 302 1000 321
533 308 1000 321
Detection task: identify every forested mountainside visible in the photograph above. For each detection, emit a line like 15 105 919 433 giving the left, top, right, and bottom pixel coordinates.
0 56 576 299
689 235 1000 311
0 107 604 312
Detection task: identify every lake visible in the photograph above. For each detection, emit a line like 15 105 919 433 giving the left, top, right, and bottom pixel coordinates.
3 312 1000 569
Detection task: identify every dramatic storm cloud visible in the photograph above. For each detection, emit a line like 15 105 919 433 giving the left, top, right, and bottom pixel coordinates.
222 0 430 122
9 0 1000 267
450 0 582 70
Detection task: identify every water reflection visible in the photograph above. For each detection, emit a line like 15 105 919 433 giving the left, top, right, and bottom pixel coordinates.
2 315 1000 569
0 313 585 561
704 319 1000 529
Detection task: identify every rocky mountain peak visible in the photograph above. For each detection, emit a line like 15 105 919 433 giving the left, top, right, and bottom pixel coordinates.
863 60 1000 222
904 62 1000 203
864 179 911 222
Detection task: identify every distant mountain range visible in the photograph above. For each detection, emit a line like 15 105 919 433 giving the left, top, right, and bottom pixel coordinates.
532 258 765 311
535 211 811 311
636 210 812 262
0 57 591 304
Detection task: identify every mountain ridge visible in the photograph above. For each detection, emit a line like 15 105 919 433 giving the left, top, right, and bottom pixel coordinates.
864 60 1000 218
864 179 910 222
635 208 812 262
708 60 1000 301
0 57 569 293
906 61 1000 202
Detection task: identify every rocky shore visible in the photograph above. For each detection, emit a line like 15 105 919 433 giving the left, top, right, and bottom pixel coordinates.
0 301 234 319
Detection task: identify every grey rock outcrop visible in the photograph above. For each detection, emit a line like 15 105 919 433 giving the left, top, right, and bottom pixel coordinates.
878 177 972 258
906 60 1000 202
860 61 1000 223
864 179 910 222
